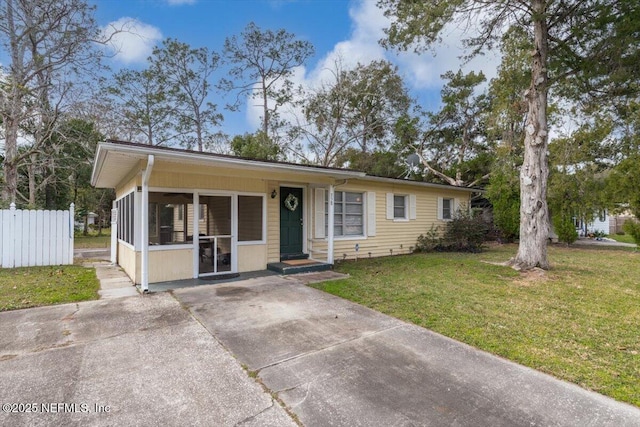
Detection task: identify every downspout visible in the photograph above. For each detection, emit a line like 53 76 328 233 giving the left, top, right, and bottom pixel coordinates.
141 155 154 293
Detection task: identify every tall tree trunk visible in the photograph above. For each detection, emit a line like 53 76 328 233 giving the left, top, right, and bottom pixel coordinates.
2 0 19 205
262 80 269 137
510 0 550 270
2 117 19 205
28 154 37 207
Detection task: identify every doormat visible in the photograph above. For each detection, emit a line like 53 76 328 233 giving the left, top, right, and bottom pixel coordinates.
282 259 318 266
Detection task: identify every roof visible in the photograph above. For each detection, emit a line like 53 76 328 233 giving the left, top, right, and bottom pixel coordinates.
91 140 478 194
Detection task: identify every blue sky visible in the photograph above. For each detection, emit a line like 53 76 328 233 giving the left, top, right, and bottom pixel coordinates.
94 0 499 138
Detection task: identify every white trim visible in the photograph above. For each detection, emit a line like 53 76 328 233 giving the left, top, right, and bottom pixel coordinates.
140 155 154 292
93 142 365 188
237 193 267 244
327 185 335 264
409 194 417 220
333 235 366 242
196 193 237 277
386 193 394 220
149 244 192 251
117 239 135 250
315 188 326 239
192 192 199 279
366 191 376 237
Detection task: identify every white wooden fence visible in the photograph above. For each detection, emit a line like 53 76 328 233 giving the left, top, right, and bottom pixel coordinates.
0 203 75 268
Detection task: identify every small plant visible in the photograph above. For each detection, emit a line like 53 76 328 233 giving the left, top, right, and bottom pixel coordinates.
553 212 578 245
592 230 607 240
415 225 440 252
623 220 640 245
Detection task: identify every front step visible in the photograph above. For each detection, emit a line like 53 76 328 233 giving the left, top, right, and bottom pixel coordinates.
280 252 309 261
267 260 332 275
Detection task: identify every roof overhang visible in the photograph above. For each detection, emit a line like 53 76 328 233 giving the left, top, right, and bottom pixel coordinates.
91 141 366 189
358 175 481 193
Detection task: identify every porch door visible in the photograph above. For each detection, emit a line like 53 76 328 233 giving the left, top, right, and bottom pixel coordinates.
280 187 303 258
198 195 233 276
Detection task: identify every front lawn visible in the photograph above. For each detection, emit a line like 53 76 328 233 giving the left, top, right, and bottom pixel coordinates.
0 266 100 311
609 233 637 245
74 230 111 249
312 244 640 407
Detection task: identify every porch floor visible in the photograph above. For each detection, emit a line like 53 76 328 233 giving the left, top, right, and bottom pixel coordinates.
146 270 278 293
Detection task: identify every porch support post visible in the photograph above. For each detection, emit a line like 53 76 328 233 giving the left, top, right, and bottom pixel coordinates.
110 201 117 264
141 155 154 293
327 184 335 264
192 192 199 279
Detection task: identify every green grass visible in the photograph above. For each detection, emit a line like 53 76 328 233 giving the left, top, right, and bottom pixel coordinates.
311 244 640 407
0 265 100 311
609 233 637 245
74 230 111 249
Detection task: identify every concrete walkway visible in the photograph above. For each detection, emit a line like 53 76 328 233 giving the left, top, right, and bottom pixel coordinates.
572 237 637 248
84 261 139 299
0 294 296 426
174 276 640 427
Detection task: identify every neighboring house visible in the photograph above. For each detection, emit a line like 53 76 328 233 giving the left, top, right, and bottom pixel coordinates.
574 210 609 236
91 140 477 291
74 212 97 230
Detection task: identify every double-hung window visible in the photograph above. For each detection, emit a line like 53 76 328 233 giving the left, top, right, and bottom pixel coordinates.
438 197 454 220
326 191 364 237
393 195 408 220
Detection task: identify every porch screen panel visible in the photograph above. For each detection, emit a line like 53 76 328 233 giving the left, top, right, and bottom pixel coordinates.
115 192 134 245
148 192 192 245
238 195 263 242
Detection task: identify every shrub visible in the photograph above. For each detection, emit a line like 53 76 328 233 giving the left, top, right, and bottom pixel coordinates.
623 220 640 245
415 225 441 252
441 208 489 252
553 212 578 245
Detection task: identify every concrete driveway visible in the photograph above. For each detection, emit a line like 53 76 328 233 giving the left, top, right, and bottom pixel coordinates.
0 294 295 427
174 275 640 427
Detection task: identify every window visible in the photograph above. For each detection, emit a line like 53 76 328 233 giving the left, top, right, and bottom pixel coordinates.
599 210 606 222
115 192 134 245
148 192 192 245
393 195 407 219
238 195 264 242
442 198 453 220
326 191 364 237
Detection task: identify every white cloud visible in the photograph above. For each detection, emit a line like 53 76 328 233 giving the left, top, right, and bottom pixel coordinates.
102 18 163 64
244 0 501 132
166 0 196 5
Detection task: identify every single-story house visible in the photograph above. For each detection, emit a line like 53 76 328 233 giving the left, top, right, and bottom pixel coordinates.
91 140 478 291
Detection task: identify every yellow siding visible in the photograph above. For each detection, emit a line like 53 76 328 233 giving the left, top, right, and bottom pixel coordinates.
149 161 334 189
148 249 194 283
114 157 476 280
310 180 471 261
266 180 280 263
117 242 137 283
116 175 139 199
238 245 267 272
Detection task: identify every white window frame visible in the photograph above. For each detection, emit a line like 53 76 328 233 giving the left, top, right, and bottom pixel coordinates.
393 194 408 221
325 190 366 239
236 193 267 245
438 197 455 221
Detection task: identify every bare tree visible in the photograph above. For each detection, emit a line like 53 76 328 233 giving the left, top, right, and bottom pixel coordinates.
0 0 105 205
220 22 314 141
151 38 223 151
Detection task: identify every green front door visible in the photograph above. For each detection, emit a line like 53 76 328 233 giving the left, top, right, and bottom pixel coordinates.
280 187 303 257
